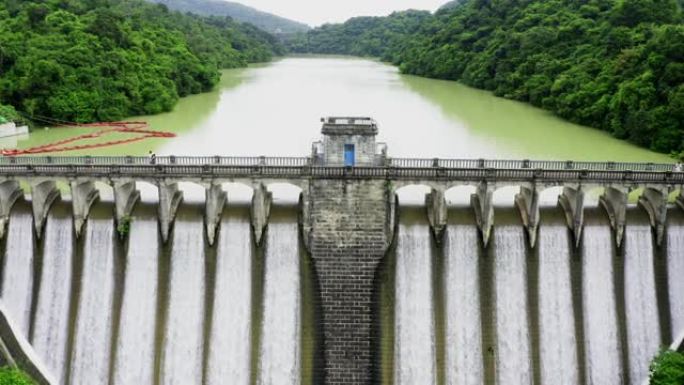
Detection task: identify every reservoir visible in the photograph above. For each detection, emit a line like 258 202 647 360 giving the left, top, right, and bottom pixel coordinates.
8 57 672 162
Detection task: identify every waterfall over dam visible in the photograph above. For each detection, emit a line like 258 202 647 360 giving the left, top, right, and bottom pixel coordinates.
1 118 683 384
0 194 681 385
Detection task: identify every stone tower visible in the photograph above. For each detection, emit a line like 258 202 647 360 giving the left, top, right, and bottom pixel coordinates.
307 117 393 384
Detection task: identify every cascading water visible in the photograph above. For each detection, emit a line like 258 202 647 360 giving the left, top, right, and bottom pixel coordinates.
257 217 301 385
69 214 116 385
444 217 483 385
31 205 73 385
667 212 684 336
160 213 206 385
536 210 579 385
622 212 660 384
582 212 623 385
394 217 437 385
207 210 253 385
1 204 34 336
112 208 159 385
491 221 533 385
0 197 682 385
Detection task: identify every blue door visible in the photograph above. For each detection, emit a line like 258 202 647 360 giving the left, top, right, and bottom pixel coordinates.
344 144 355 166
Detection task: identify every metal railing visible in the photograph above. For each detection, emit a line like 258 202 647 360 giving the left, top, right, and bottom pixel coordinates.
0 156 311 167
0 156 680 185
389 158 675 172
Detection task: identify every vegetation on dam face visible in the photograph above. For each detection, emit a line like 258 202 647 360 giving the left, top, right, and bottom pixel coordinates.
288 0 684 156
0 0 282 124
0 367 34 385
649 350 684 385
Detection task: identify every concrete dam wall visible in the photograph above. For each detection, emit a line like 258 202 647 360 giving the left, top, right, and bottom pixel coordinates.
0 191 682 385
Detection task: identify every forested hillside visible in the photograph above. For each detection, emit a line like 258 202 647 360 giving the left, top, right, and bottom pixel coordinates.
0 0 282 123
287 11 431 61
147 0 309 34
292 0 684 155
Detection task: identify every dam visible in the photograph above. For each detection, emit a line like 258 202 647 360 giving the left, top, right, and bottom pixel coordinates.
0 117 682 385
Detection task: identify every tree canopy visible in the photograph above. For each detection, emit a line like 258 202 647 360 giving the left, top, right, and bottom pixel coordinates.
0 0 282 123
291 0 684 155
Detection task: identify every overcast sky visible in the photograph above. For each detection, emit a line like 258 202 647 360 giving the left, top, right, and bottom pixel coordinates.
233 0 448 26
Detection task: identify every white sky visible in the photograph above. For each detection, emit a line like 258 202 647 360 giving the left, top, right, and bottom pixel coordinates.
232 0 448 26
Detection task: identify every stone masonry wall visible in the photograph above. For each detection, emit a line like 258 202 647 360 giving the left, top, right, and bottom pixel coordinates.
323 135 377 166
308 179 392 384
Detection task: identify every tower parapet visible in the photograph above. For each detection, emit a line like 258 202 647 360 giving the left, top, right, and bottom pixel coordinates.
313 117 385 166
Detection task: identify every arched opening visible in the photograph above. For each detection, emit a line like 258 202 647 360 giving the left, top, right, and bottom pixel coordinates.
395 184 434 207
267 183 303 206
445 185 476 207
176 182 206 204
222 182 254 206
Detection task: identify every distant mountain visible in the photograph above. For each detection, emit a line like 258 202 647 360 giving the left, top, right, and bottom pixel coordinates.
148 0 309 34
438 0 466 11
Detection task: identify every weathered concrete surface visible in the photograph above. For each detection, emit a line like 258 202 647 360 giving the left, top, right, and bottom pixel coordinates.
69 180 99 238
0 180 22 239
471 181 494 247
205 183 226 246
425 188 447 243
599 186 630 247
307 179 393 384
558 185 585 248
515 184 540 248
639 186 670 246
0 303 55 385
29 180 60 238
157 181 183 243
250 183 272 246
112 180 140 233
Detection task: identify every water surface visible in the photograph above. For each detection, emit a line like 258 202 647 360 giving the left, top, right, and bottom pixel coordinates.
11 57 670 162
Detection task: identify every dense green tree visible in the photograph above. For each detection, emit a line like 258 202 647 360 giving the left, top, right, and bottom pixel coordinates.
649 350 684 385
0 0 282 123
291 0 684 154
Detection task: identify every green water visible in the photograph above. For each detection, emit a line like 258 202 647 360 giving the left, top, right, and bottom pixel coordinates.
7 57 672 162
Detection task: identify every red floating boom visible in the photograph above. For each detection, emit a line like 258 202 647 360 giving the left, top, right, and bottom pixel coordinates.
1 121 176 156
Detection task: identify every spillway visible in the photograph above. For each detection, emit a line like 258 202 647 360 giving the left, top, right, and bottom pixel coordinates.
443 210 484 385
667 212 684 338
0 197 682 385
31 204 73 385
1 204 34 337
160 211 206 384
536 209 578 385
207 208 254 385
112 207 159 385
582 209 624 384
393 211 437 385
491 214 533 385
622 210 661 384
257 211 302 385
69 211 116 385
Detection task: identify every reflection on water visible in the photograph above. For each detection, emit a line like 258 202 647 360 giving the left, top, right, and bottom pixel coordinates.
14 57 670 162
